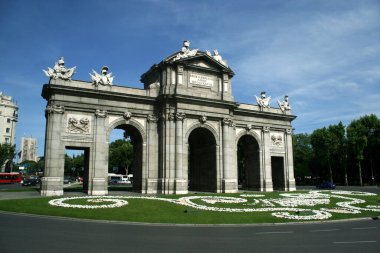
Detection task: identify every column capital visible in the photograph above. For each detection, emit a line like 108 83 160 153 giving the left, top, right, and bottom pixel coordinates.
286 128 293 135
95 109 107 118
46 105 65 114
147 114 159 122
262 126 270 133
175 112 186 121
222 117 235 127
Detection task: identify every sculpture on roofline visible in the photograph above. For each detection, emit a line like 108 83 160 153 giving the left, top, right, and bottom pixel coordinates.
278 95 291 113
90 66 114 86
255 91 271 109
173 40 198 61
206 49 228 66
43 57 76 80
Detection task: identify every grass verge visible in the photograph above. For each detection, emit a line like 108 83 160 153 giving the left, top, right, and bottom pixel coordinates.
0 191 379 224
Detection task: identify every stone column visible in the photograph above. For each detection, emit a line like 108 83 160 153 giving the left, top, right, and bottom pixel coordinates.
175 113 187 194
285 128 296 191
146 114 159 194
222 117 238 193
41 105 65 196
262 126 273 192
88 109 108 196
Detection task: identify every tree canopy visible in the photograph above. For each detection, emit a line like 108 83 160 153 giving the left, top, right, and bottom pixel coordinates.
294 114 380 186
108 139 133 175
0 143 16 171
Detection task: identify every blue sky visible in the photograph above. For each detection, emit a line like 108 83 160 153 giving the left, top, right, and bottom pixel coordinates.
0 0 379 156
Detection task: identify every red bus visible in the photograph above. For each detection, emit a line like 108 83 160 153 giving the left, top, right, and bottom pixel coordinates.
0 172 22 184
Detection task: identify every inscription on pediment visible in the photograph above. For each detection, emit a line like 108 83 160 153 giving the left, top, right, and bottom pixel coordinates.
189 73 214 87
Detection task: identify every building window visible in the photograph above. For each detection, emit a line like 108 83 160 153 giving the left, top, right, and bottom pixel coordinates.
5 138 10 143
6 128 10 133
7 118 11 123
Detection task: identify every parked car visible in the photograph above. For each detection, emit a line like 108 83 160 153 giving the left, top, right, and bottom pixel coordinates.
109 179 121 185
22 178 39 186
316 181 336 189
63 176 71 184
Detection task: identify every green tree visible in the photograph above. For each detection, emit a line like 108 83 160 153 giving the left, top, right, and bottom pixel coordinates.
293 133 313 182
0 143 16 171
311 127 338 183
347 119 367 186
328 122 348 185
109 139 134 175
348 114 380 185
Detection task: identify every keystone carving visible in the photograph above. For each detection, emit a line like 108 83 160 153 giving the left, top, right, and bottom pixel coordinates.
199 114 207 124
123 111 132 120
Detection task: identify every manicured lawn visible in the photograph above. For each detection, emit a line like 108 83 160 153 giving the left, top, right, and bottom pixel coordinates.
0 191 379 224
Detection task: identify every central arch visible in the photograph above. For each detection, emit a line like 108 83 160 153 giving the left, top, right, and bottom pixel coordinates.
188 127 217 192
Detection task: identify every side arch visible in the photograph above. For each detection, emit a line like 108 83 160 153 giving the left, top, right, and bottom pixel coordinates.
236 129 263 190
235 129 262 150
106 117 147 144
185 121 220 146
106 116 147 193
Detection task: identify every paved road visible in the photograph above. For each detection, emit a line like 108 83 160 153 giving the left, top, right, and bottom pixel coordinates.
0 212 379 253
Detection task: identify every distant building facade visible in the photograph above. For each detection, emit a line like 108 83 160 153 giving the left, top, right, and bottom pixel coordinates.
0 92 18 145
20 137 37 162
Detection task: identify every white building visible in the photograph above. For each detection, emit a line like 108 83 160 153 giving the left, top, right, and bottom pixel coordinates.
21 137 37 162
0 92 18 145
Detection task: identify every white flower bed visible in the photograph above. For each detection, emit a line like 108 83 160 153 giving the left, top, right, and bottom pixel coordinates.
48 190 380 221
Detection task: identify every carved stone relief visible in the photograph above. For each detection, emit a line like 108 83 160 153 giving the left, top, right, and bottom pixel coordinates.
67 115 91 134
271 134 283 147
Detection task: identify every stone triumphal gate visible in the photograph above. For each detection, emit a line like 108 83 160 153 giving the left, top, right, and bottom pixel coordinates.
41 41 296 196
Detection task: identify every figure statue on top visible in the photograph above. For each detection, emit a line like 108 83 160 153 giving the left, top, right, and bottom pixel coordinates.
255 91 271 110
90 66 114 86
173 40 198 61
278 95 291 113
43 57 76 81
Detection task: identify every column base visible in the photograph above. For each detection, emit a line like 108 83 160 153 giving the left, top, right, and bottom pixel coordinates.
157 178 175 194
288 179 296 191
88 178 107 196
264 179 273 192
146 179 159 194
222 179 238 193
40 177 63 196
175 179 188 194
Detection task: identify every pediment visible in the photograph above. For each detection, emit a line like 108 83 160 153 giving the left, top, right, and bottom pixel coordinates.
174 52 234 75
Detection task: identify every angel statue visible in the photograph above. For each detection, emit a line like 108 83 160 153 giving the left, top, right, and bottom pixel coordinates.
278 95 291 112
212 50 228 66
255 91 271 109
43 57 76 80
90 66 114 86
